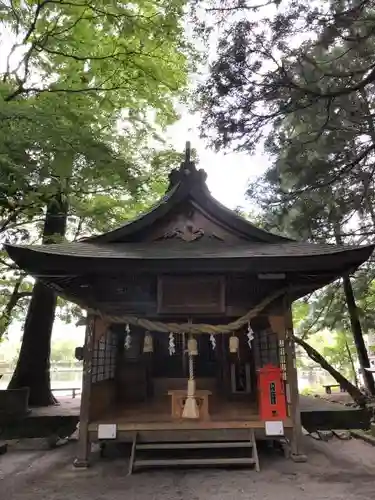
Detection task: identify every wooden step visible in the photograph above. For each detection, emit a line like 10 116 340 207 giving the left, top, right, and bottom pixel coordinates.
136 441 253 450
128 430 260 474
134 457 256 468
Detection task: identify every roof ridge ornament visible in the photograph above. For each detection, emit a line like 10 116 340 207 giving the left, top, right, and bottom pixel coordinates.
183 141 194 171
167 141 207 191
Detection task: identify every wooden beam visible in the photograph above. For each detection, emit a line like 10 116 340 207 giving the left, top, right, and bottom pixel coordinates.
73 315 95 468
88 419 293 432
284 299 307 462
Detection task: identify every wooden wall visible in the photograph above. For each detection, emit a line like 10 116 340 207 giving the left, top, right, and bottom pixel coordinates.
87 273 285 318
89 379 116 420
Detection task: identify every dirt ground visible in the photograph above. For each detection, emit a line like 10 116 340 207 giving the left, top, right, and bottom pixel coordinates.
1 437 375 500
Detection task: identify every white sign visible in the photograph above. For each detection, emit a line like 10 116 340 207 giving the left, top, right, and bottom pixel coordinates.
265 421 284 436
98 424 117 440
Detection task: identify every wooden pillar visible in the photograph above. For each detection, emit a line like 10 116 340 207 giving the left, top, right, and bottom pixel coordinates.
284 301 307 462
74 314 95 468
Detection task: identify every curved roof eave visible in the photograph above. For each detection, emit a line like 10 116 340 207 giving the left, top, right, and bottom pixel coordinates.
82 174 292 244
192 182 293 243
4 241 373 278
82 180 183 243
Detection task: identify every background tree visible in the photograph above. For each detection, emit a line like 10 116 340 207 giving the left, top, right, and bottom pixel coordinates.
1 0 193 405
196 0 375 395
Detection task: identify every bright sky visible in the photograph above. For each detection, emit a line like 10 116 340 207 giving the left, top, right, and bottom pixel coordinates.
166 108 268 210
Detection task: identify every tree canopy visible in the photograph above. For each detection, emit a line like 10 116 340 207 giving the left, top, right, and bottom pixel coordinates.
0 0 194 341
0 0 194 404
196 0 375 395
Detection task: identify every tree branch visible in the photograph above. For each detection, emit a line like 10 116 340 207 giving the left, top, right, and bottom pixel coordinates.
22 0 53 44
294 335 367 406
206 1 274 12
281 143 375 197
0 278 31 340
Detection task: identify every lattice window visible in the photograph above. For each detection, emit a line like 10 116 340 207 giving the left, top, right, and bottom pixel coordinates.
253 328 279 369
91 329 117 383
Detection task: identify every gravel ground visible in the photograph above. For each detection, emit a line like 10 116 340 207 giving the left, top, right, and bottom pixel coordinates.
1 437 375 500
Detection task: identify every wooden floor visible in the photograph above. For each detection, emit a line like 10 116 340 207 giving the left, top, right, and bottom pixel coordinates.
98 398 259 422
1 395 369 440
87 397 293 431
24 395 361 419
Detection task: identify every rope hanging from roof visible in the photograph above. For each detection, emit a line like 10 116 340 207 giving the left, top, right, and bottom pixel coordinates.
88 288 286 335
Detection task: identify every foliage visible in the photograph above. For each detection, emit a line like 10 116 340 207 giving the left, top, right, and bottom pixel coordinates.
195 0 375 394
0 0 193 341
66 148 183 237
0 336 79 365
50 338 79 364
0 144 183 340
294 300 359 384
196 0 375 326
197 0 375 150
321 330 358 383
0 273 33 341
294 333 366 404
1 0 192 107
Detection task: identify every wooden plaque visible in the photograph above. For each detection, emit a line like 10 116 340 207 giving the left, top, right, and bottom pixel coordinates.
157 275 225 314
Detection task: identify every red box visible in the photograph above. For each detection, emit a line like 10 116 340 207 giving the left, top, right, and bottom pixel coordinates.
258 364 287 420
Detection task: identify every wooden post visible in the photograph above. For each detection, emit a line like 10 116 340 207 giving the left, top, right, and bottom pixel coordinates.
284 300 307 462
74 315 95 468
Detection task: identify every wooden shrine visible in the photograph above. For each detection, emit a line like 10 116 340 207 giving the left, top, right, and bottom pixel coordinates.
5 144 374 471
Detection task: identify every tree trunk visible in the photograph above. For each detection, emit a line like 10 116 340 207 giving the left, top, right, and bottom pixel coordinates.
294 335 367 407
8 282 59 405
334 228 375 395
8 193 68 406
341 275 375 395
344 336 359 388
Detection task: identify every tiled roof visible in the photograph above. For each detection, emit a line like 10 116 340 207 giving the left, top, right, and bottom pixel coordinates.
6 240 371 260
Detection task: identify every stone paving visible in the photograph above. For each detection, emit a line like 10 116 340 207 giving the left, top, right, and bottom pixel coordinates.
1 437 375 500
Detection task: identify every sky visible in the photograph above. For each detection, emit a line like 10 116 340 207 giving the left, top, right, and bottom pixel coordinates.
166 108 268 210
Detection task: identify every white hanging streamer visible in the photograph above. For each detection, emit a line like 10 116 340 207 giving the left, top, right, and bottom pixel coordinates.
168 332 176 355
124 323 132 350
246 321 254 348
210 333 216 350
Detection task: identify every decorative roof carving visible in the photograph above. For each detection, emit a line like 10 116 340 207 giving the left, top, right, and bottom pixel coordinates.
167 141 208 191
157 220 225 242
161 223 204 242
